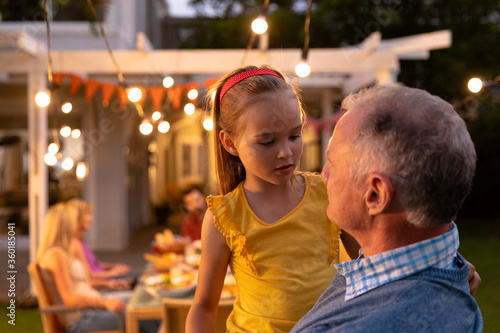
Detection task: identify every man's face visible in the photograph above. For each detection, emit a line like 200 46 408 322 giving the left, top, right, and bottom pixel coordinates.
321 107 367 232
183 189 207 216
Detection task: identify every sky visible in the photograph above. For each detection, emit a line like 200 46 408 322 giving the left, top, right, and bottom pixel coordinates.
167 0 196 17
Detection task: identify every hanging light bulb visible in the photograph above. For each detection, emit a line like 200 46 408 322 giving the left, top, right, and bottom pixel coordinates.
252 16 268 34
152 111 162 122
203 118 214 131
468 78 483 93
44 153 58 166
187 89 198 100
158 120 170 133
163 76 174 88
184 103 195 115
139 119 153 135
61 102 72 113
48 143 59 154
127 87 142 102
62 157 74 170
35 91 51 107
76 162 87 180
71 129 81 138
295 61 311 78
60 126 71 137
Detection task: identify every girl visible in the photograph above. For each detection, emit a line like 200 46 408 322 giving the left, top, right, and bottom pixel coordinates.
186 65 357 332
37 202 125 332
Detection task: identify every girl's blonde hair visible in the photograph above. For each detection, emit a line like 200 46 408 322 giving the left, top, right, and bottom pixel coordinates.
36 202 79 262
209 65 306 195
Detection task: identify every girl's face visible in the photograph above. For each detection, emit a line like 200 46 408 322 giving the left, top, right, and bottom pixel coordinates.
227 92 303 189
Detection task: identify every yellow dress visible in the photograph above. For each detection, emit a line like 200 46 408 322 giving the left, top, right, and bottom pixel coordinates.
207 173 341 332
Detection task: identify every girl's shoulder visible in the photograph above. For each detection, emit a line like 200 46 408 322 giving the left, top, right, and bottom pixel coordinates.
40 247 69 269
298 171 326 186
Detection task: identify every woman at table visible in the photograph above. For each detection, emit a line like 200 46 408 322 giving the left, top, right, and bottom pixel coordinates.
37 201 126 332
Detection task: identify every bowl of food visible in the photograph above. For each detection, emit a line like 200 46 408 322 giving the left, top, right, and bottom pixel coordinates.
143 267 197 299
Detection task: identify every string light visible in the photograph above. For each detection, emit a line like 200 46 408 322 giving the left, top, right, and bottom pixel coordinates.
203 118 213 131
61 102 72 113
158 120 170 133
76 162 87 180
62 157 74 170
152 111 162 121
251 16 268 34
44 153 57 166
60 126 71 137
163 76 174 88
128 87 143 103
71 129 81 138
241 0 270 65
35 92 51 107
184 103 195 115
468 78 483 93
139 119 153 135
48 143 59 154
187 89 198 100
295 0 313 78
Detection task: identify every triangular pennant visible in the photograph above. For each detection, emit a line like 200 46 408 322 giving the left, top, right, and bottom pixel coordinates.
168 86 183 109
149 86 166 110
100 83 117 107
69 75 84 95
53 73 67 86
85 79 100 101
117 86 128 108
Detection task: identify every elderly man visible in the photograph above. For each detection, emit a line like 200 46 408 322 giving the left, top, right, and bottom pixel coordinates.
292 86 483 332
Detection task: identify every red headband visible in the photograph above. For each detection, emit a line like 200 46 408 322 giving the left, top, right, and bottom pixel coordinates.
219 68 284 103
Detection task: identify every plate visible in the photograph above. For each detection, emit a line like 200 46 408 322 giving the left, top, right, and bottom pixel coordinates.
144 283 196 299
143 271 197 299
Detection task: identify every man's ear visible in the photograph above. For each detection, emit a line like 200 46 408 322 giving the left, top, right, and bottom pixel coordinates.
364 173 393 216
220 130 239 156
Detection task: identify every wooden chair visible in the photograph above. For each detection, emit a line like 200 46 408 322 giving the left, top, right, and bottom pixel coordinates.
27 262 124 333
160 297 234 333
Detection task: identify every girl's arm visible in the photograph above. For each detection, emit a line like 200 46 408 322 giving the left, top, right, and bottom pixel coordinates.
186 210 231 333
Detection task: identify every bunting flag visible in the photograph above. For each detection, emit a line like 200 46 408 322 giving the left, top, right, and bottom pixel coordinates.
52 72 218 110
85 79 100 101
149 86 166 110
69 75 84 95
53 73 67 86
100 82 116 107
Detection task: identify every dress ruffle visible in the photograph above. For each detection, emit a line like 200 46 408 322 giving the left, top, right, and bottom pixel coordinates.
207 195 261 277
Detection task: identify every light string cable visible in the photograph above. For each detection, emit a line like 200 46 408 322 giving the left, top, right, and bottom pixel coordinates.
43 0 61 149
85 0 125 84
302 0 313 61
241 0 270 66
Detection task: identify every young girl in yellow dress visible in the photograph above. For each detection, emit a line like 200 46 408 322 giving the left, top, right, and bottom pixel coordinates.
186 65 357 332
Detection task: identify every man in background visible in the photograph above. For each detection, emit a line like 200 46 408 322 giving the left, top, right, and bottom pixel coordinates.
181 185 207 241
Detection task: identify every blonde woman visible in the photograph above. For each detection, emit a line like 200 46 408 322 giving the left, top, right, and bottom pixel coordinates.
67 198 131 283
37 202 125 332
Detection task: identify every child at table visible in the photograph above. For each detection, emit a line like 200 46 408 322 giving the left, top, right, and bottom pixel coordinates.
186 65 357 332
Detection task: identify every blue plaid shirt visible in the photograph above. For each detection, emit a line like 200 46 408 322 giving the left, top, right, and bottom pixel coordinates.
335 222 459 301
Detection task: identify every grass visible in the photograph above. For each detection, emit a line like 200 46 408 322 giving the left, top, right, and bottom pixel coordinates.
1 218 497 332
456 217 500 332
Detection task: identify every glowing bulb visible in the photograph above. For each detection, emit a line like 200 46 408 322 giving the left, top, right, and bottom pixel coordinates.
203 118 213 131
468 78 483 93
44 153 57 166
35 92 51 107
61 102 72 113
48 143 59 154
184 103 195 115
158 120 170 133
152 111 162 121
163 76 174 88
71 129 81 138
60 126 71 137
128 87 142 102
252 16 268 34
148 142 157 153
139 120 153 135
187 89 198 100
295 61 311 78
76 162 87 180
62 157 74 170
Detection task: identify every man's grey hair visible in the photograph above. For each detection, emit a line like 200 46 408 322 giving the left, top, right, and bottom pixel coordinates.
342 85 477 228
